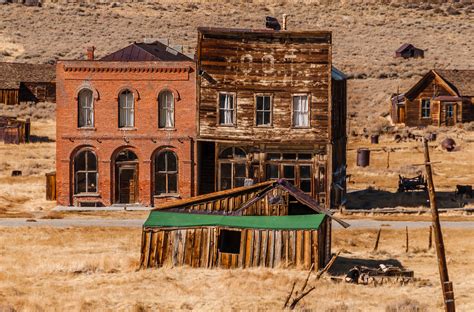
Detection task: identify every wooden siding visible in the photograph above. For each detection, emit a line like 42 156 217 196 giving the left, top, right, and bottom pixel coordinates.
0 89 19 105
197 30 332 144
140 226 325 270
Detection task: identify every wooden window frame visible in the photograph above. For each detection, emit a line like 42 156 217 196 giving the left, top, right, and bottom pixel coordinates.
218 147 247 191
158 90 175 129
118 90 135 128
77 88 94 129
217 92 237 127
420 98 431 119
254 94 273 127
73 149 98 195
291 94 311 128
154 150 179 196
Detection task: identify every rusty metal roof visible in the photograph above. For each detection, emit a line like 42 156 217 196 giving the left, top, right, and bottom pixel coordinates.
435 69 474 97
0 62 55 89
100 41 193 62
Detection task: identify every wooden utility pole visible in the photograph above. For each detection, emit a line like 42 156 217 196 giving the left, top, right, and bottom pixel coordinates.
423 138 455 312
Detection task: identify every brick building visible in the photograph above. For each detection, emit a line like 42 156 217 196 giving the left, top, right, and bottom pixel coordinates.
56 42 196 207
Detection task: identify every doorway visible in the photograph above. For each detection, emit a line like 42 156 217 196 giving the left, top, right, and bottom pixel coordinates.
445 104 455 126
115 149 138 204
397 105 405 123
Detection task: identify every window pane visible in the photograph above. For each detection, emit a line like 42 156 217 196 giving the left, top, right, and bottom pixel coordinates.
300 166 311 179
235 178 246 188
167 152 177 171
301 180 311 193
75 152 86 171
283 153 297 160
234 148 246 158
87 172 97 193
220 148 233 159
256 111 263 125
87 151 97 171
256 96 264 110
267 153 280 160
156 173 166 194
76 172 86 193
283 165 295 179
263 111 270 125
221 163 232 178
234 164 246 178
157 153 166 171
168 174 177 193
265 164 279 179
298 153 312 160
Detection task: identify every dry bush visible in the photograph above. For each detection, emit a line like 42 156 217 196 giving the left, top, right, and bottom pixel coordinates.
385 298 427 312
0 102 55 121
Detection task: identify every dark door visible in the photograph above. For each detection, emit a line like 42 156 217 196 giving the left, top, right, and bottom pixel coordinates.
398 106 406 124
118 166 137 204
445 104 455 126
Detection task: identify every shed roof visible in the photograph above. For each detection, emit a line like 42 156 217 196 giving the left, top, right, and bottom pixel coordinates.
435 69 474 97
396 43 414 53
144 211 325 230
0 62 55 89
100 41 193 62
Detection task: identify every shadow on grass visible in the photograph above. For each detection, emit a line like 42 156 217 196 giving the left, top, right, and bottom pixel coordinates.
29 135 55 143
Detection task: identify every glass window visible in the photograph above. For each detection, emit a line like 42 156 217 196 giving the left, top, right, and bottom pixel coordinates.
446 104 454 118
218 147 247 190
299 165 312 193
219 93 235 125
119 90 134 128
155 151 178 195
158 91 174 128
421 99 430 118
78 89 94 128
74 150 97 194
256 95 271 126
293 95 309 127
265 164 279 180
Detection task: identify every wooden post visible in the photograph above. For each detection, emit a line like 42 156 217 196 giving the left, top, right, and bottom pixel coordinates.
405 226 409 253
373 227 382 251
423 138 455 312
429 226 433 250
386 150 390 169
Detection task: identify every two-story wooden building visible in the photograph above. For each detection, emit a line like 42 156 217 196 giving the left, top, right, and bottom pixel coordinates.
56 42 196 207
391 69 474 127
196 28 347 210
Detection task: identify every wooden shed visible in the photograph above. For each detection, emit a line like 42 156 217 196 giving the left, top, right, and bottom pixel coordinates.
0 116 30 144
392 69 474 127
395 43 424 59
140 179 349 270
0 62 55 105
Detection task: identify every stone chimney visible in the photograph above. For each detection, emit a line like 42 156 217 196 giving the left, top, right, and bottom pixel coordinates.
86 46 95 60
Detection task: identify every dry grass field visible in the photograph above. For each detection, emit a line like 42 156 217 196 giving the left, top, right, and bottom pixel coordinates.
0 226 473 311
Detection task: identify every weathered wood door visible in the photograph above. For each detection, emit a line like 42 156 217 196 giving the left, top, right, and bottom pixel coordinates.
398 106 406 123
445 104 455 126
118 165 138 204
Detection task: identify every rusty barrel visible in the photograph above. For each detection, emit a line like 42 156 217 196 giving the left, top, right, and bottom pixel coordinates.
441 138 456 152
357 148 370 167
371 134 379 144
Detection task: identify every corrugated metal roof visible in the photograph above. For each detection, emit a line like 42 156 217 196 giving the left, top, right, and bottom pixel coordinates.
100 41 193 62
0 62 55 90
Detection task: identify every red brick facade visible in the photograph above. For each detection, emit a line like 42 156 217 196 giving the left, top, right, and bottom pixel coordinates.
56 58 196 207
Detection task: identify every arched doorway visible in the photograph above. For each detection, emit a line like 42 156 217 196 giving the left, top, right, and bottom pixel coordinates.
114 149 138 204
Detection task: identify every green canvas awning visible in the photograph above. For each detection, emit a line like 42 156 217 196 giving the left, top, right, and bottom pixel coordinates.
144 211 326 230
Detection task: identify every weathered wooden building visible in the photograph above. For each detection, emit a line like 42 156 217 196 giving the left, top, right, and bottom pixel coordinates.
0 62 56 105
395 43 424 59
196 27 347 210
391 69 474 127
0 116 30 144
140 179 349 270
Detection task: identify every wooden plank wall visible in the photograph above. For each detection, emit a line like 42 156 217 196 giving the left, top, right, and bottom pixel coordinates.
141 226 322 270
0 89 19 105
198 31 331 144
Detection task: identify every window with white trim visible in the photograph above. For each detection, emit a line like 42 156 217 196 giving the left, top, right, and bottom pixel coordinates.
158 91 174 128
119 90 134 128
78 89 94 128
219 93 235 125
421 99 431 118
155 151 178 195
292 95 309 127
74 150 98 194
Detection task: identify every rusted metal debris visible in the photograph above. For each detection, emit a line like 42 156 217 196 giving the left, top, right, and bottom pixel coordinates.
340 264 414 285
397 174 427 193
441 138 456 152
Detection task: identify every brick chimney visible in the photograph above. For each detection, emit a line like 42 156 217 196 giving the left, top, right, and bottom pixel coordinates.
86 46 95 60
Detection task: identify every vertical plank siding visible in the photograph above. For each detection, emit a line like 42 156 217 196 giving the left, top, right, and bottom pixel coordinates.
141 226 325 270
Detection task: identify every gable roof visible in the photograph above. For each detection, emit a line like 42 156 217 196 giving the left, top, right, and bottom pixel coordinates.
405 69 474 99
100 41 193 62
0 62 55 89
396 43 414 53
154 179 350 228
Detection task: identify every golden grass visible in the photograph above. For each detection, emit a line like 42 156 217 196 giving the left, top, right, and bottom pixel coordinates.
0 226 473 311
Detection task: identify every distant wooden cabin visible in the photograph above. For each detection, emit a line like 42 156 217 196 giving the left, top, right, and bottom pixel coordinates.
391 69 474 127
0 62 55 105
140 180 349 270
0 116 30 144
395 43 424 59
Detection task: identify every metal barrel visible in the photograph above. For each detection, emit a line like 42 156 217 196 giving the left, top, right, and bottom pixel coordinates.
370 134 379 144
357 148 370 167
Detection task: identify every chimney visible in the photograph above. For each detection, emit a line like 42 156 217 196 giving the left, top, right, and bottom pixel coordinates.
282 14 288 30
86 46 95 60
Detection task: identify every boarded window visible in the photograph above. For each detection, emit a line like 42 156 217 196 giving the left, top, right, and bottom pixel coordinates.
78 89 94 128
256 95 271 126
119 90 134 128
219 93 235 125
155 151 178 195
158 91 174 128
421 99 430 118
74 150 97 194
293 95 309 127
218 229 241 254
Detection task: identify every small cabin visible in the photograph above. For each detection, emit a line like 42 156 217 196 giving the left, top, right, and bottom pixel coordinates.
139 180 349 270
395 43 424 59
391 69 474 127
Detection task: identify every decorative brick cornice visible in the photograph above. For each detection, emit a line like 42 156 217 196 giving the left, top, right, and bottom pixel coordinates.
63 65 192 74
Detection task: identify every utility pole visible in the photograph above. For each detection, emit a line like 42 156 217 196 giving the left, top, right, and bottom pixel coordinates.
423 138 455 312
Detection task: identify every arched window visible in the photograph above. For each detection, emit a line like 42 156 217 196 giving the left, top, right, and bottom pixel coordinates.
78 89 94 128
218 147 247 190
119 90 134 128
155 151 178 195
74 149 98 194
158 90 174 128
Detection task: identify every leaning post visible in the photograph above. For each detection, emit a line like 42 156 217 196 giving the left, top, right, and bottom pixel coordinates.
423 138 455 312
